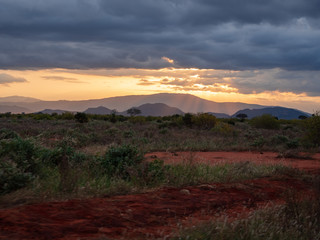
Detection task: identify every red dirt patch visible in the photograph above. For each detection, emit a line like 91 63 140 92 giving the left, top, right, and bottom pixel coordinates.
145 151 320 173
0 178 313 240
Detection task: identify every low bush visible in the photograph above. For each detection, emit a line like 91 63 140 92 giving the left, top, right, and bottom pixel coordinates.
0 137 39 174
0 137 39 194
74 112 88 123
128 159 169 187
304 112 320 146
0 128 19 140
250 114 280 129
211 122 237 137
192 113 217 130
100 144 143 178
0 159 35 194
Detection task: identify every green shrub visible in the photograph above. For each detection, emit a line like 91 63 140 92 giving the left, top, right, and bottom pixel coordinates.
0 159 35 194
0 128 19 140
0 137 39 174
250 137 265 147
192 113 217 130
212 122 237 136
0 137 39 194
272 134 289 144
100 145 143 178
74 112 88 123
59 112 74 120
250 114 280 129
305 112 320 146
39 144 87 167
129 159 168 187
286 139 299 149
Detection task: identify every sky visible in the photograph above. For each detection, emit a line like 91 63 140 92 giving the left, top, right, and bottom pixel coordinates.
0 0 319 112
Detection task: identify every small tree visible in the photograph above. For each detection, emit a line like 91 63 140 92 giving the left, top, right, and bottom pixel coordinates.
127 108 141 117
182 113 193 127
74 112 88 123
236 113 248 121
110 109 117 123
298 115 308 120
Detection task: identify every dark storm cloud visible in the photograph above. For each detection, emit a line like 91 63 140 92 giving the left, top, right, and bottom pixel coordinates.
0 73 27 85
0 0 320 94
1 0 319 70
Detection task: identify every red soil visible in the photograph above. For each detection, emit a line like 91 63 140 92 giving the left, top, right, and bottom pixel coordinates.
145 151 320 173
0 151 319 240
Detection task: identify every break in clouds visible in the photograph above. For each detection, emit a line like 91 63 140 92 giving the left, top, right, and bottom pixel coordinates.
0 0 319 95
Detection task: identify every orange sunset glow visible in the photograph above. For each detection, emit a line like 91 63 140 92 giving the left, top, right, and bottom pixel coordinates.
1 67 319 113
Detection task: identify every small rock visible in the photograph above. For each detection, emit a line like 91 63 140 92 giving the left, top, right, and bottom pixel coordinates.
180 189 191 195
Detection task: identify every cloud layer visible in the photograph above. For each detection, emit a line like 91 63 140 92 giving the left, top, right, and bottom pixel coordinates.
0 0 319 71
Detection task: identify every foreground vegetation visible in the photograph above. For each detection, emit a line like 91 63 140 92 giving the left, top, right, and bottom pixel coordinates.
1 132 297 199
1 112 319 239
175 192 320 240
1 112 319 198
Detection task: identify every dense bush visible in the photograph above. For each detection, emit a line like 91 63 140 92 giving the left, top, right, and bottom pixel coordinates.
250 114 280 129
0 159 35 194
0 137 39 194
0 128 19 139
100 145 143 178
305 112 320 146
129 159 169 187
192 113 217 130
40 144 87 167
74 112 89 123
0 137 39 174
182 113 193 127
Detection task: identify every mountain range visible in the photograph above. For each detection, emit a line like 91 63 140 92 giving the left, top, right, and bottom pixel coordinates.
0 93 312 119
0 93 265 115
232 107 310 120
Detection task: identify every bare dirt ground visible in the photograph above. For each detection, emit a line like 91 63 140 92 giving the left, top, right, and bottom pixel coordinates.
145 151 320 173
1 152 319 240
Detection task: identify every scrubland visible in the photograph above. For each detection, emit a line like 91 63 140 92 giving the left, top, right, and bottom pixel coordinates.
0 112 319 239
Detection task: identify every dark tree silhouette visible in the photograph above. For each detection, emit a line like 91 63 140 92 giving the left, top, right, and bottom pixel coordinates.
298 115 308 120
236 113 248 121
74 112 88 123
127 108 141 116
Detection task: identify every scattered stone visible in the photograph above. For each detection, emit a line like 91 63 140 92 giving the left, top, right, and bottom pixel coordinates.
180 189 190 195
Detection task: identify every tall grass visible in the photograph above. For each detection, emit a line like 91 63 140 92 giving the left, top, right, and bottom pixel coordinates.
174 191 320 240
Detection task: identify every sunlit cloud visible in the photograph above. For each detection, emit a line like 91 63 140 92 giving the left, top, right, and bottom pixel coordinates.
42 75 84 83
137 79 156 86
161 57 174 64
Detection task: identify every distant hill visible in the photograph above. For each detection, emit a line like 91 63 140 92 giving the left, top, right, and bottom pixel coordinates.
37 109 70 114
84 106 113 115
121 103 184 116
0 93 266 115
208 112 230 118
232 107 311 120
0 96 40 103
0 105 31 114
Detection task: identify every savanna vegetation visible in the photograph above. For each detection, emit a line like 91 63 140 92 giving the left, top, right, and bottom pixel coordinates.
0 111 319 239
